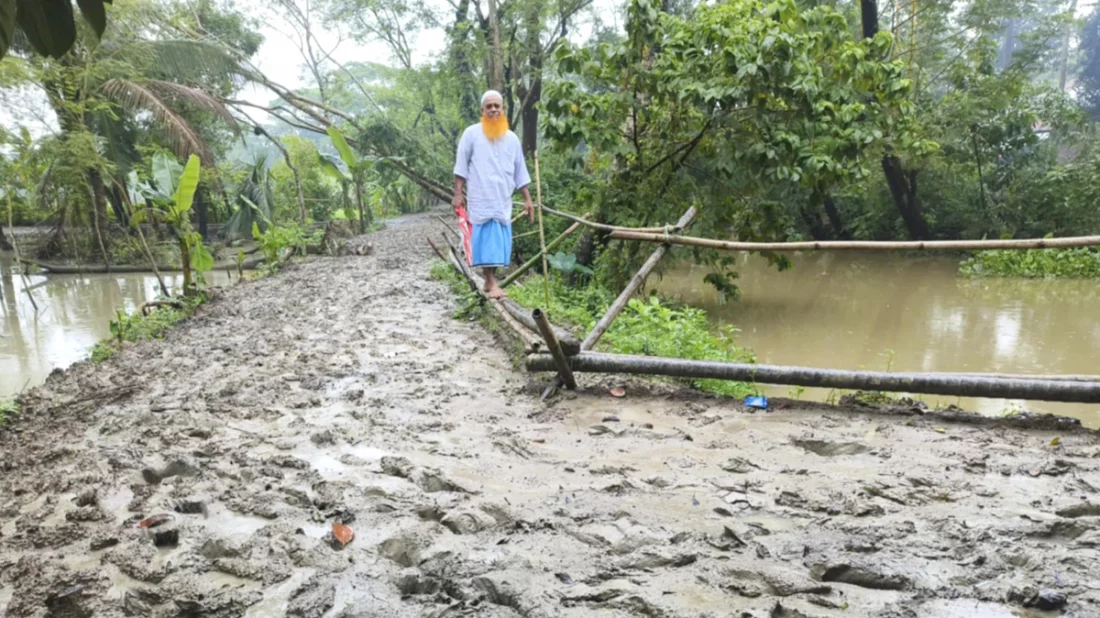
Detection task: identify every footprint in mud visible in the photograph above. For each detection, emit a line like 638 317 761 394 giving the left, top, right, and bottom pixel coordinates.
790 438 872 457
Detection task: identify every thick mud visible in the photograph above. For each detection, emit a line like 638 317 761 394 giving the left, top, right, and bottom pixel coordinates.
2 210 1099 617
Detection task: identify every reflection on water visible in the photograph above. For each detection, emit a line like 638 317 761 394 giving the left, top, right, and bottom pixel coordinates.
1 251 232 397
656 252 1100 427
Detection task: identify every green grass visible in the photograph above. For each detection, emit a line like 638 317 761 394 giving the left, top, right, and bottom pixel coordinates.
0 397 18 427
90 292 210 363
429 262 758 399
960 248 1100 279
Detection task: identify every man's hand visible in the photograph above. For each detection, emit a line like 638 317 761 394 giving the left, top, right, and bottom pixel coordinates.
524 198 535 223
452 193 465 213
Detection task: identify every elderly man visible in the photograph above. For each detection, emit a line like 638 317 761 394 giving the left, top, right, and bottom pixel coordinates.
453 90 534 299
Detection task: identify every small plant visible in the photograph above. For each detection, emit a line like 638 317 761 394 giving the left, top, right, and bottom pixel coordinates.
252 221 317 267
0 397 19 427
129 153 213 295
787 385 805 400
880 348 896 372
91 293 209 363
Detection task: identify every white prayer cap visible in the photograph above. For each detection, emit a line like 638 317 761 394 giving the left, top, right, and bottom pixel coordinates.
481 90 503 106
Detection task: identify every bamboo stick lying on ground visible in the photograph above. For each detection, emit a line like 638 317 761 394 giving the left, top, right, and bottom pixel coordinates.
608 231 1100 252
436 240 544 353
525 352 1100 403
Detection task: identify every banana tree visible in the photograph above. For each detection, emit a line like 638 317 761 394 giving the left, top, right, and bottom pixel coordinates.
325 127 372 234
130 154 214 296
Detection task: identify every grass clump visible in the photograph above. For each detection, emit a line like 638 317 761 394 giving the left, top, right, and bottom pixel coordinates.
0 397 19 427
90 292 210 363
960 248 1100 278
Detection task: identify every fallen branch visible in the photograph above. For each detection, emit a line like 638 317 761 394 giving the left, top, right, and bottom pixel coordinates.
525 352 1100 403
608 231 1100 253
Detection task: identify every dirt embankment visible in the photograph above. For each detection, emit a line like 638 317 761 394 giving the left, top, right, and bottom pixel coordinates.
2 210 1099 618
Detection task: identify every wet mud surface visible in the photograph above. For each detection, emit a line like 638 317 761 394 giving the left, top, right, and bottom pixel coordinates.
2 210 1100 617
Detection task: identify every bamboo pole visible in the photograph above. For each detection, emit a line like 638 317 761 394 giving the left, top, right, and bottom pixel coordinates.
439 240 543 353
500 212 591 289
525 352 1100 404
582 207 697 351
533 308 577 390
519 203 675 234
534 152 550 309
608 231 1100 253
426 237 449 263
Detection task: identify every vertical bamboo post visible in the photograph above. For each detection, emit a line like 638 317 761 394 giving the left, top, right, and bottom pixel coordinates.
533 152 550 308
533 308 577 390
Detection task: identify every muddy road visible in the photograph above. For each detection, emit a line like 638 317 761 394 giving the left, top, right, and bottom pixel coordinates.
2 210 1099 617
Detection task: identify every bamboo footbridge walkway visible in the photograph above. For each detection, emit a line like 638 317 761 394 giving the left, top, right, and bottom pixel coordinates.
422 177 1100 405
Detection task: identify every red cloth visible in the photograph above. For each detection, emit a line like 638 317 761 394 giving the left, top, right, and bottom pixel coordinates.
455 206 473 265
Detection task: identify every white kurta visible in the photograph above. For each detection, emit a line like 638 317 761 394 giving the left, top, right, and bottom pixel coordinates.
453 125 531 225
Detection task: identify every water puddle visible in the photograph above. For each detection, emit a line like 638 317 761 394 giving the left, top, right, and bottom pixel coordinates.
245 569 315 617
200 504 272 538
100 486 135 521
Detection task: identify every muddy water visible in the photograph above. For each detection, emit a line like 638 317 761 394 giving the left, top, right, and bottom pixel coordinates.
656 252 1100 426
0 252 232 397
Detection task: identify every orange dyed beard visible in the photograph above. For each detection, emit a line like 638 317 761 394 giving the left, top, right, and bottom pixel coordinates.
481 114 509 141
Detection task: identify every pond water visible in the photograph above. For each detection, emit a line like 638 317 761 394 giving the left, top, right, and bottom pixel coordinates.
656 252 1100 427
0 252 232 397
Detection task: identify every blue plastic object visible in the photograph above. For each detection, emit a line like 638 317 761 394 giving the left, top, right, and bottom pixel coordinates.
744 396 768 410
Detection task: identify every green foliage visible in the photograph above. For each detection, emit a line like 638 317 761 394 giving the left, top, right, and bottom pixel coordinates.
547 251 592 276
130 153 212 293
507 274 757 398
541 0 923 288
959 248 1100 278
91 292 209 363
0 397 18 427
252 220 319 267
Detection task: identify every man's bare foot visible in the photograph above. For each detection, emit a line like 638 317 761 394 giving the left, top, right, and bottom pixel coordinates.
486 281 507 299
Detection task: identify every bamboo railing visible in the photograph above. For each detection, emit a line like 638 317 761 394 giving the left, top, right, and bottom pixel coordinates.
427 191 1100 405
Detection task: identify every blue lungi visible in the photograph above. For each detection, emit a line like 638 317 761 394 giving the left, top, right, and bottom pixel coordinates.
472 220 512 268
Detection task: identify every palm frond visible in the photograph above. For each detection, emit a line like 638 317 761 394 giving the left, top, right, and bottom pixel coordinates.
118 39 247 86
143 79 240 134
101 78 214 165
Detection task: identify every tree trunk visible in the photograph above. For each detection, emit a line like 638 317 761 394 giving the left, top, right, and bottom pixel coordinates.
0 223 11 251
108 184 130 230
450 0 478 123
860 0 879 39
486 0 505 92
799 200 829 241
520 0 543 157
882 154 930 240
354 178 368 234
1059 0 1079 91
87 168 112 265
822 193 849 239
196 186 209 239
179 237 194 295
